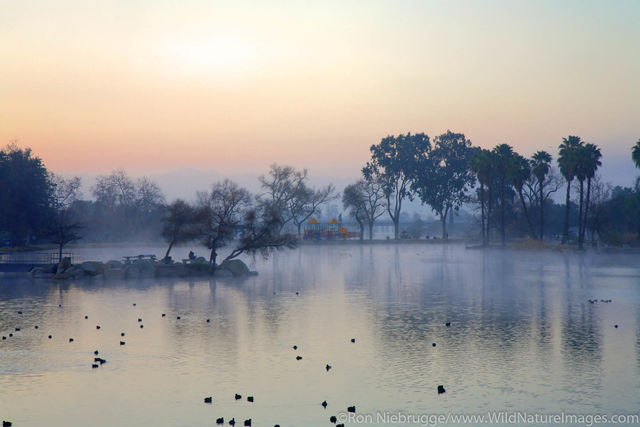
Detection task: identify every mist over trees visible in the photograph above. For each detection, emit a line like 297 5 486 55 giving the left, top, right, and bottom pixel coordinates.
2 133 640 252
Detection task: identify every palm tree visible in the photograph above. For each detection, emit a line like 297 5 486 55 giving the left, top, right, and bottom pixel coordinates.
492 144 514 246
574 146 588 249
470 148 493 246
507 153 536 238
581 143 602 248
530 151 552 240
558 136 583 244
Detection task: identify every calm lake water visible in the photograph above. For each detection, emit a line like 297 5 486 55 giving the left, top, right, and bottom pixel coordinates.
1 243 639 426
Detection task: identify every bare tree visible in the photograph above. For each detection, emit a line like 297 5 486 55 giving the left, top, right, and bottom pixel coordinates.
197 179 252 265
290 183 336 237
45 174 84 260
361 177 386 240
257 164 307 231
136 177 166 215
92 169 136 210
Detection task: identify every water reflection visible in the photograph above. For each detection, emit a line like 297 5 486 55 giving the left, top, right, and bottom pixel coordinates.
1 244 639 426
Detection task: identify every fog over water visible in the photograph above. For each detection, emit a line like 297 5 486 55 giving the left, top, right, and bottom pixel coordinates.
1 243 639 426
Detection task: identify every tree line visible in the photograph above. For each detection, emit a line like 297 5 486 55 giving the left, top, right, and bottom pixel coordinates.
344 132 640 247
2 136 640 257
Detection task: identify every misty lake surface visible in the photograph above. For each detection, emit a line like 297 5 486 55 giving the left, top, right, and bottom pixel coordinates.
1 243 640 426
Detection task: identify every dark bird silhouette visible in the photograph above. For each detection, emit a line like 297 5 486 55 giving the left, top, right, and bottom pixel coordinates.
140 325 144 329
235 393 242 400
615 324 619 328
48 335 52 339
295 292 299 295
4 420 13 426
17 311 22 314
243 419 251 426
321 400 327 408
162 313 166 317
229 418 235 426
326 364 332 371
92 364 99 368
293 345 297 350
330 416 337 423
206 319 211 323
177 316 181 320
204 396 212 404
216 417 223 424
85 315 88 319
121 332 125 336
96 325 101 330
58 304 62 307
133 303 136 307
120 341 125 345
432 343 436 347
69 338 74 342
438 385 446 394
296 356 302 360
9 333 13 337
445 322 451 327
337 424 344 427
15 328 20 331
2 336 5 340
347 406 355 412
247 396 254 402
94 350 99 355
138 318 142 322
351 338 355 343
34 325 38 329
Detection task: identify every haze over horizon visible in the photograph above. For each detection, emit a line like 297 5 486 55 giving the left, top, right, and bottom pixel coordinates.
2 0 639 192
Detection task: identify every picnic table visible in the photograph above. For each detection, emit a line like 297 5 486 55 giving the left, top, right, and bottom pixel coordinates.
123 254 157 264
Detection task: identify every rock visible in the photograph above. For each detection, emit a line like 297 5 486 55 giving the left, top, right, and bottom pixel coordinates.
125 265 141 279
105 260 123 268
55 266 86 279
104 268 125 280
213 268 233 278
219 259 251 277
56 257 72 274
80 261 104 276
31 267 54 279
133 259 155 278
155 264 187 277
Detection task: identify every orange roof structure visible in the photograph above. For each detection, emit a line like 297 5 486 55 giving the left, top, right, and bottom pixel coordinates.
328 218 340 224
307 218 320 224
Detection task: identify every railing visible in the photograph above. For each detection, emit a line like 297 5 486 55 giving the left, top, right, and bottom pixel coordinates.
0 252 74 265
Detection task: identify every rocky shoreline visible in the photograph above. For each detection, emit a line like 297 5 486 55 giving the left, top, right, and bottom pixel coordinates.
30 257 257 280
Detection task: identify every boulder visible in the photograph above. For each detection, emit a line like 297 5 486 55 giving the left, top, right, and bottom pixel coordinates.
125 265 141 279
56 257 72 274
31 267 54 279
106 260 123 268
218 259 251 277
80 261 104 276
55 265 85 279
156 264 187 277
133 259 155 278
213 268 233 278
104 268 125 280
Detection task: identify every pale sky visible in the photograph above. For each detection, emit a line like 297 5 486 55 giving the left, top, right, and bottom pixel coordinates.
1 0 639 184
